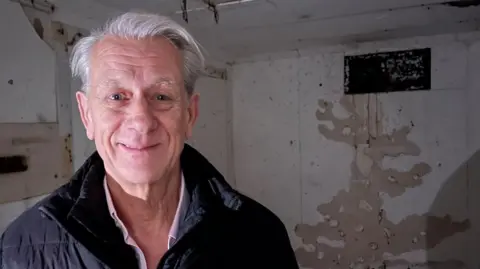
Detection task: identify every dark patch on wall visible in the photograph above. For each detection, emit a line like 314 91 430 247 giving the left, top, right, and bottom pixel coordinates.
0 155 28 174
36 113 47 122
298 14 312 20
7 79 13 85
443 0 480 7
32 18 44 40
65 32 84 52
204 66 228 80
56 27 65 36
344 48 431 95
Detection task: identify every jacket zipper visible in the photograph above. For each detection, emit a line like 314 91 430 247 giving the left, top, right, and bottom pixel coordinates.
156 215 206 269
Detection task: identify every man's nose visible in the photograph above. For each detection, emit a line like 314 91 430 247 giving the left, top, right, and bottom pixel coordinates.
127 98 158 134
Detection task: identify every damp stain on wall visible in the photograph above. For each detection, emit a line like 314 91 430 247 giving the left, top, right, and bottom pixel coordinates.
62 133 73 180
294 96 470 269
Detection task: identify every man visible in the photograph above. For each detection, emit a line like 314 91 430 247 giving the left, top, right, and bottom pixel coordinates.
0 11 299 269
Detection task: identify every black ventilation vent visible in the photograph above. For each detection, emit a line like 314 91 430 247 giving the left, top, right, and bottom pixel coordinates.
344 48 431 95
0 155 28 174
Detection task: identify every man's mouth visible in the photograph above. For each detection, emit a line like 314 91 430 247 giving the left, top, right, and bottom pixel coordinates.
118 143 159 151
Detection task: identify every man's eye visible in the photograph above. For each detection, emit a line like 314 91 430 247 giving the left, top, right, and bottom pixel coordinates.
109 93 125 100
155 94 170 101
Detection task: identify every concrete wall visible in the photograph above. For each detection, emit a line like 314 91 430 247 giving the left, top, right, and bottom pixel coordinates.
231 32 480 268
186 77 233 185
0 2 74 232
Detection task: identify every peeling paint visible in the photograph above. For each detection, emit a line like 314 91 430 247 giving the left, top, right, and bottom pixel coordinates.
295 96 470 268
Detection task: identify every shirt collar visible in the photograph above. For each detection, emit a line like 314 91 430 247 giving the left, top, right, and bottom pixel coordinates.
103 173 188 249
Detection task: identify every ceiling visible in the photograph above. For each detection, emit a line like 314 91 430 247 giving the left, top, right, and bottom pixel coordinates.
41 0 480 63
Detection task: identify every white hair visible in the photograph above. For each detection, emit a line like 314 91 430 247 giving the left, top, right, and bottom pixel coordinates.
69 12 205 95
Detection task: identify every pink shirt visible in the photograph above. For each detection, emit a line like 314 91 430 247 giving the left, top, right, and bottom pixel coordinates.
104 175 188 269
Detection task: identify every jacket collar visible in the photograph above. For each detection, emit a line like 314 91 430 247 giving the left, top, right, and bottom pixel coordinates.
39 144 243 244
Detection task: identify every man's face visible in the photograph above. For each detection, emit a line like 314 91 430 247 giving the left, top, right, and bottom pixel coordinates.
76 36 199 185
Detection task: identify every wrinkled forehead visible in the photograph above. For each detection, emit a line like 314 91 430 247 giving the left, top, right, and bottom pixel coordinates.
88 36 184 89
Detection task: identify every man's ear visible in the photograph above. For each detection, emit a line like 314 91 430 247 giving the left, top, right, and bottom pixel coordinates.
76 91 94 140
185 93 199 139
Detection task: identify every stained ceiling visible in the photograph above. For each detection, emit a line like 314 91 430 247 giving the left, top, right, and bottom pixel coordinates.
24 0 480 62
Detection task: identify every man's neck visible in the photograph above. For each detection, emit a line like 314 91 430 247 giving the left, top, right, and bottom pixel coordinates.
105 169 182 236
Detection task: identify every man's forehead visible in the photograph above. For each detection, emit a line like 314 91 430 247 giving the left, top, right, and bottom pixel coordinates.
92 35 179 57
88 36 184 89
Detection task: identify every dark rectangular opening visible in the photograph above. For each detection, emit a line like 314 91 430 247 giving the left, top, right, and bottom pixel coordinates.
344 48 431 95
0 155 28 174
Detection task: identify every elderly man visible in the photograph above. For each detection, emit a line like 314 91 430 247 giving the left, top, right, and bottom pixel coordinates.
0 11 298 269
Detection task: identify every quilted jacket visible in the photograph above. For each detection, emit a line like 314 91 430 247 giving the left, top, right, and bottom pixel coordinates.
0 144 299 269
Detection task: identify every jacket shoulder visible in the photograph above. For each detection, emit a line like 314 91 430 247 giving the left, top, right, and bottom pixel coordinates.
0 170 85 249
235 192 284 226
1 196 70 250
0 195 74 268
226 192 299 268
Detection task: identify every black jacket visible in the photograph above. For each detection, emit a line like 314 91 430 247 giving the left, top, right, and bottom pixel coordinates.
0 144 299 269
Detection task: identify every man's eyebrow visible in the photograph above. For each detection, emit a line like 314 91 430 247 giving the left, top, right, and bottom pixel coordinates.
147 77 179 88
152 77 175 85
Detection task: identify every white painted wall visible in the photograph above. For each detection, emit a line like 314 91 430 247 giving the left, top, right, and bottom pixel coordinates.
187 77 232 184
231 32 480 268
0 2 73 232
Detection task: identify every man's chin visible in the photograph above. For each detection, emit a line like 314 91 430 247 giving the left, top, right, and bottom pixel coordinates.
116 165 166 183
117 172 162 185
